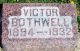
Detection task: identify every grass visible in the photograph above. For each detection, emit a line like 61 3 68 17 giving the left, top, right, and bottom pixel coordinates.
0 0 70 3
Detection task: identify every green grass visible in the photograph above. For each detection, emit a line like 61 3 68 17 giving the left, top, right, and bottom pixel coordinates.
77 16 80 32
0 0 70 3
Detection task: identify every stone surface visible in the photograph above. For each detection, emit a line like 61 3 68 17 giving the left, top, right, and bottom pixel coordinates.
2 3 77 51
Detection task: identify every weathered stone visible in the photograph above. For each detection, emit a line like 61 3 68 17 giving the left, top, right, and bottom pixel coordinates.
2 3 77 51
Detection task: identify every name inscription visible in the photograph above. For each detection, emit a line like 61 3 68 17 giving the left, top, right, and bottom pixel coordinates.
8 6 73 38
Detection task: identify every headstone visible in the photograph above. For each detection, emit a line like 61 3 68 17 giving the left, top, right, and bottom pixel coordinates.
2 3 77 51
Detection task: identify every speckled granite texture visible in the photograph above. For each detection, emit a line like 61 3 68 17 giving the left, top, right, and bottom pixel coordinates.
2 3 77 51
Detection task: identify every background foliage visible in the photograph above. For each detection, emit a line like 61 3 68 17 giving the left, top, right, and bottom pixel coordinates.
0 0 71 3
